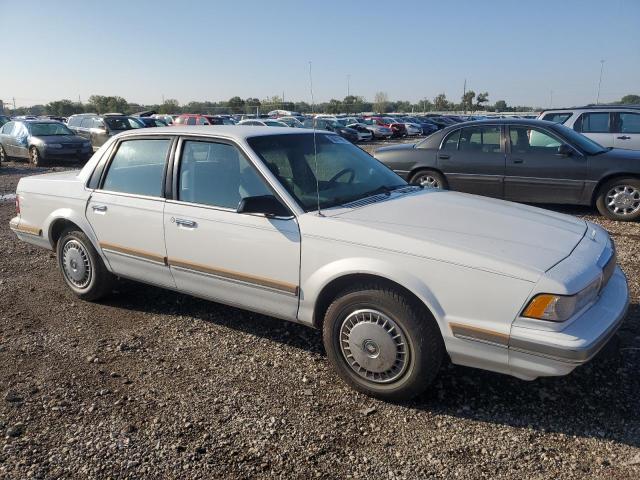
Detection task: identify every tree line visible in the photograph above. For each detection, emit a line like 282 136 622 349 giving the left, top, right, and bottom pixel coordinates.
4 93 640 117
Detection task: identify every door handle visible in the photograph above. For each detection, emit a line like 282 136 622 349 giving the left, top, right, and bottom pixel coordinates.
617 135 631 140
438 154 450 159
512 159 524 164
91 205 107 212
174 218 197 228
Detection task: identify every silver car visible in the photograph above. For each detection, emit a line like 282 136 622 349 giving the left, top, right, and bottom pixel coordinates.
539 106 640 150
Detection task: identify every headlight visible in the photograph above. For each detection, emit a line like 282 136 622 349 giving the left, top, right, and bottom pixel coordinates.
522 276 601 322
47 143 63 149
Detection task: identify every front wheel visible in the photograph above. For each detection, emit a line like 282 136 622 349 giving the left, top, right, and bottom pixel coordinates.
56 229 115 301
0 144 7 165
595 177 640 221
323 284 444 400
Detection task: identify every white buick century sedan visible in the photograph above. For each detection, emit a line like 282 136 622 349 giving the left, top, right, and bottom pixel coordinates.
10 126 629 400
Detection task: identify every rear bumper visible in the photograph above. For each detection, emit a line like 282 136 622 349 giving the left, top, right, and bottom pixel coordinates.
508 266 629 378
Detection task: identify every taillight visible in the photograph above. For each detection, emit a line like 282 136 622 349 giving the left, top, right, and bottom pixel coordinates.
15 196 20 215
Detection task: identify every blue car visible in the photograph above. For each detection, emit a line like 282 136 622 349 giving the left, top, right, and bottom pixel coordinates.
0 120 92 166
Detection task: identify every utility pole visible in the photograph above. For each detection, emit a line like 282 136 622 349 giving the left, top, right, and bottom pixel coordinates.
12 97 16 112
550 90 553 108
596 59 605 104
462 79 467 114
162 94 165 104
347 74 351 97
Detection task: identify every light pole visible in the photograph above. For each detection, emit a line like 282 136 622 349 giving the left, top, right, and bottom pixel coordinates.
596 60 605 104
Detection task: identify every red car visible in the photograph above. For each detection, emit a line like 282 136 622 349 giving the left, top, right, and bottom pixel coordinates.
173 114 224 126
365 116 407 138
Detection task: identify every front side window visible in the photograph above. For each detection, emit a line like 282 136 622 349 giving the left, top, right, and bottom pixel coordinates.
509 126 562 153
618 112 640 134
577 112 610 133
102 139 170 197
459 126 501 153
247 133 405 211
178 140 271 209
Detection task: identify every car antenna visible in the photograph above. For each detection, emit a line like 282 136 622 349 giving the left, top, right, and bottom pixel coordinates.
308 61 323 217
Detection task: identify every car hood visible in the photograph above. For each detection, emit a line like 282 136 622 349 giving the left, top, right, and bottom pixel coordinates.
32 135 87 143
311 190 587 281
598 147 640 161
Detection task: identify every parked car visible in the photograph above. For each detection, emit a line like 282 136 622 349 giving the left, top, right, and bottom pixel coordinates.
9 126 628 400
359 118 394 139
395 117 423 136
538 105 640 150
406 117 439 136
238 119 289 127
365 116 407 138
151 114 174 125
173 114 224 126
276 116 305 128
0 120 92 166
374 118 640 221
137 117 168 127
67 114 145 151
302 118 359 143
335 120 373 141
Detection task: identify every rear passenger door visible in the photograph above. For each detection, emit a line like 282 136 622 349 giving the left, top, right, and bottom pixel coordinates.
504 125 587 204
613 112 640 150
573 112 614 148
437 125 505 198
86 136 176 288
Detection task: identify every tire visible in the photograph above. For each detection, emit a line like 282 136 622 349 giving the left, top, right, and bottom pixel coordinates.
56 228 115 301
0 144 7 165
595 177 640 221
323 283 444 401
29 146 44 167
410 169 447 189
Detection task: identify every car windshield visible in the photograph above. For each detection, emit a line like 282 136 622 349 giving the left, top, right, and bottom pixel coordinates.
247 133 407 211
552 123 608 155
105 117 144 130
28 122 74 136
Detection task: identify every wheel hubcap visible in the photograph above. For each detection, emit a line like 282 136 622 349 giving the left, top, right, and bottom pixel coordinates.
62 240 91 288
418 175 440 188
31 149 38 163
606 185 640 216
339 309 409 383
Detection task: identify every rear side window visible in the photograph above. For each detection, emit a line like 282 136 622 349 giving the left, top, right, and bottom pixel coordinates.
541 112 572 124
102 139 170 197
617 112 640 134
67 117 81 127
459 126 501 153
576 112 610 133
186 117 197 125
441 130 460 150
80 117 94 128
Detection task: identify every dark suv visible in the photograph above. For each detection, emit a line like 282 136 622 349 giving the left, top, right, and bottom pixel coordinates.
67 114 145 151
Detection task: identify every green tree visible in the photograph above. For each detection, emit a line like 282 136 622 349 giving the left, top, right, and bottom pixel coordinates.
461 90 475 111
244 97 261 114
326 99 343 114
158 99 180 114
46 99 84 116
494 100 508 112
475 92 489 110
433 93 449 111
227 96 245 113
620 94 640 104
87 95 129 114
373 91 389 113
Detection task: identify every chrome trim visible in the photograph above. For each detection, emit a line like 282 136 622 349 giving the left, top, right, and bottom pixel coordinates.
450 322 509 347
101 248 167 267
99 242 167 265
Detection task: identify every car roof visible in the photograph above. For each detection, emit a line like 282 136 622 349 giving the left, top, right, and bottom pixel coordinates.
541 104 640 112
116 125 332 140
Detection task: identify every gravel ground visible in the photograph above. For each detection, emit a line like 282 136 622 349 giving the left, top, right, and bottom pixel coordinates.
0 152 639 479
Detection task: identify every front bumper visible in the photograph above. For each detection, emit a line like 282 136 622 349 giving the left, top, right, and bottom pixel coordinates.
508 266 629 378
42 146 92 161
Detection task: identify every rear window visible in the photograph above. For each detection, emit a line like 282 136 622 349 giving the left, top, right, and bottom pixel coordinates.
576 112 610 133
541 112 572 124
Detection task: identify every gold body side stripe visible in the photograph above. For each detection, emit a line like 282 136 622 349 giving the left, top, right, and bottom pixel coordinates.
11 221 42 236
449 322 509 347
168 258 299 295
99 242 167 265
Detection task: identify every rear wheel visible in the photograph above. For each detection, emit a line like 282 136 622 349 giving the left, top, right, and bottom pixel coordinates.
595 177 640 221
0 144 7 165
56 228 115 301
323 283 444 400
410 169 447 189
29 146 44 167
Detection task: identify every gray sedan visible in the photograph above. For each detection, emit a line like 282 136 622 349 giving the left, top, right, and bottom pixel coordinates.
0 120 92 167
374 119 640 221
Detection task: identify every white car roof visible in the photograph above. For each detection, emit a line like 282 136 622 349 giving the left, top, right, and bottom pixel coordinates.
116 125 326 141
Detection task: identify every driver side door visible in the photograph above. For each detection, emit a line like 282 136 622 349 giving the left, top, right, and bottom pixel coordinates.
504 125 587 204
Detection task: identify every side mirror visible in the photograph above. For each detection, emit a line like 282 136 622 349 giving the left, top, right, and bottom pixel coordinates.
237 195 290 218
557 144 573 156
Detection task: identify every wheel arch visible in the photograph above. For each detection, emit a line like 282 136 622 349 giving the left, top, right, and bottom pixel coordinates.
408 166 446 184
590 172 640 205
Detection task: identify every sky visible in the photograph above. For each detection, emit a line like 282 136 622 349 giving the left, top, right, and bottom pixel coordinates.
2 0 639 108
